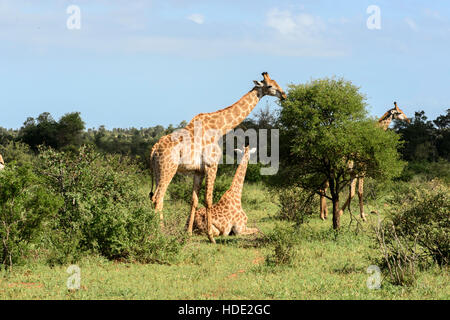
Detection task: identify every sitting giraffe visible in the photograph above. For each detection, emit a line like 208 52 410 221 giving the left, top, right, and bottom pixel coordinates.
0 154 4 170
189 146 259 236
320 102 410 221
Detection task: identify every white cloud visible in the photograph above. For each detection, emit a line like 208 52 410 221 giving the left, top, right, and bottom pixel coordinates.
0 2 347 58
266 8 325 37
187 13 204 25
424 8 442 21
405 17 418 31
266 8 296 35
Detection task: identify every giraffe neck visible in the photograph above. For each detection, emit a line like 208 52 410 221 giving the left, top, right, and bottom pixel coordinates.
209 89 260 135
229 152 250 202
378 116 392 131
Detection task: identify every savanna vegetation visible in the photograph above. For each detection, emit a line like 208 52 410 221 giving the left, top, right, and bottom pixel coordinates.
0 78 448 299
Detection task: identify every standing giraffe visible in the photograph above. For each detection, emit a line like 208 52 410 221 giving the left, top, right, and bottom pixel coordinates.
149 72 286 243
189 146 259 236
320 102 410 221
0 154 4 170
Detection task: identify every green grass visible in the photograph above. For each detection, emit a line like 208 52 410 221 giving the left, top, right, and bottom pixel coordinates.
0 182 448 300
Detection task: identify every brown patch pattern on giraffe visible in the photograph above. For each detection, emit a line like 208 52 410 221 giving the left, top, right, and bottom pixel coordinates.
189 146 259 237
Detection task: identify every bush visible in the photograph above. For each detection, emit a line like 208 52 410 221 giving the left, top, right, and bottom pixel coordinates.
265 224 300 267
374 220 422 286
391 184 449 265
0 164 61 269
397 160 450 184
277 186 319 224
373 180 449 285
0 141 35 167
37 145 185 265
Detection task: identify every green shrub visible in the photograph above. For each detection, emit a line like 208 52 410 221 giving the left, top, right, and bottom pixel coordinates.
265 224 300 267
373 220 421 286
37 145 185 265
391 183 449 265
373 180 449 285
0 164 61 269
0 141 35 167
277 185 318 224
398 160 450 184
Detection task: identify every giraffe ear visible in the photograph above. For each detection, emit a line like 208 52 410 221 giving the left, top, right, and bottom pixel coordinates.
253 80 263 87
234 149 243 154
250 148 257 154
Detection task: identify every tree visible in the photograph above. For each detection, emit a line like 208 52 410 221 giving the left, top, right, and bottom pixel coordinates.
18 112 85 152
19 113 58 150
394 111 437 161
434 109 450 160
278 78 404 229
57 112 85 151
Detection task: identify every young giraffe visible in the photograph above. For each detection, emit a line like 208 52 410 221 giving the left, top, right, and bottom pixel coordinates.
0 154 4 170
320 102 410 221
149 72 286 243
189 146 259 236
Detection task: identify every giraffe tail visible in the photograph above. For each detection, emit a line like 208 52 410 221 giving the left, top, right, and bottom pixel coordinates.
149 175 154 199
149 146 156 200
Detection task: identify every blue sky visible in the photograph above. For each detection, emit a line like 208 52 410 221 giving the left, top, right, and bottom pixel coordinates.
1 0 449 129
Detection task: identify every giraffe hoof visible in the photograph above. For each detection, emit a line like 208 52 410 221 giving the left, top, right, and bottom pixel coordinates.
208 234 216 244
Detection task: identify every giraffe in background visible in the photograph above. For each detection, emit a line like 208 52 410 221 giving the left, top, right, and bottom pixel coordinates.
0 154 4 170
320 102 410 221
149 72 286 243
190 146 259 236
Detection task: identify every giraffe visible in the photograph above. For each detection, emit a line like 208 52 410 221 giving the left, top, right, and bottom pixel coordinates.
189 146 259 236
0 154 4 170
149 72 286 243
319 102 410 221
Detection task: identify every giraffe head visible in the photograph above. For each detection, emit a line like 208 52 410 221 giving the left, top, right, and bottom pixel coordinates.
235 146 257 163
253 72 287 100
389 101 410 123
380 101 409 123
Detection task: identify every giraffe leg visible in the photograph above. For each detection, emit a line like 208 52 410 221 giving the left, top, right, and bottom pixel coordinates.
319 192 328 220
153 165 177 225
187 173 204 235
234 224 259 235
222 223 234 236
339 176 357 216
358 177 366 221
204 164 218 244
319 181 329 220
231 212 259 235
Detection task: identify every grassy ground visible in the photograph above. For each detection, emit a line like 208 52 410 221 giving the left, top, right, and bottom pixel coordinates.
0 182 448 300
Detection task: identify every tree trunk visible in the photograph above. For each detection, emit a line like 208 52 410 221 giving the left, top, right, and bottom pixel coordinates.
332 196 340 230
